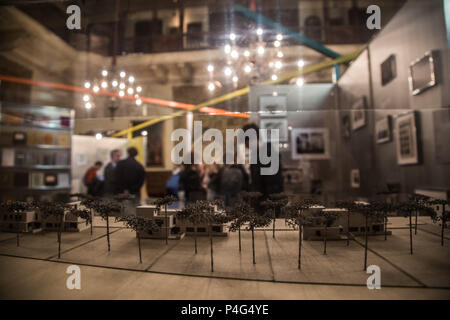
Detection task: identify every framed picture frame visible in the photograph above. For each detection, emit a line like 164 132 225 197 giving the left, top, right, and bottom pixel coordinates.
375 116 392 144
259 118 288 142
395 112 419 165
341 114 351 139
291 128 330 160
381 54 396 86
408 50 438 96
258 95 287 117
350 169 360 188
351 97 366 131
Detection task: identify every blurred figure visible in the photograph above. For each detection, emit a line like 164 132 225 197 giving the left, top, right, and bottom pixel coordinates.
218 153 248 207
204 163 221 201
83 161 103 197
115 147 145 203
179 159 206 204
166 164 183 208
103 149 122 196
242 123 284 198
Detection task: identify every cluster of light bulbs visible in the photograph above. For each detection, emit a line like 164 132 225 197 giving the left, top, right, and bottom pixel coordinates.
82 69 143 110
206 29 305 92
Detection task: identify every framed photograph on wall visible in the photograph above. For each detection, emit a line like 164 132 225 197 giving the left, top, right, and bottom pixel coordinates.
381 54 397 86
259 118 288 142
408 50 438 96
291 128 330 160
341 114 351 139
350 169 360 188
351 97 366 131
259 95 287 117
395 112 419 165
375 116 392 144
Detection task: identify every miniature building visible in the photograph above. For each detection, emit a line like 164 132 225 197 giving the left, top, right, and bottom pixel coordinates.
0 209 42 233
136 205 184 239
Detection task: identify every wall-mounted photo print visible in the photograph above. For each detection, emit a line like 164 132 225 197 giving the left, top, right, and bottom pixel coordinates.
381 54 397 86
259 118 288 142
408 50 438 96
395 112 419 165
341 114 351 139
350 169 360 188
259 95 287 117
375 116 391 144
351 97 366 131
291 128 330 160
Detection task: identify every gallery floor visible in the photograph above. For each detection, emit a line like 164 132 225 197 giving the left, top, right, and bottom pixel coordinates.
0 217 449 299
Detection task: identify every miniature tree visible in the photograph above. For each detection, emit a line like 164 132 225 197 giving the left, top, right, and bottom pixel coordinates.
238 191 271 265
93 199 121 252
154 195 177 245
116 215 160 263
261 193 288 239
429 199 449 246
80 195 98 236
284 199 317 269
68 206 92 234
335 200 355 246
395 196 430 255
178 200 227 272
354 202 384 271
373 200 395 241
317 209 339 255
35 201 69 259
113 193 136 216
228 201 250 252
0 201 31 247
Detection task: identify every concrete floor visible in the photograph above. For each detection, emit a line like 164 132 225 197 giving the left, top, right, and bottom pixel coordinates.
0 217 449 299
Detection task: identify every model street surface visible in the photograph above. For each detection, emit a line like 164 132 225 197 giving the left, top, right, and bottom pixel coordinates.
0 216 448 299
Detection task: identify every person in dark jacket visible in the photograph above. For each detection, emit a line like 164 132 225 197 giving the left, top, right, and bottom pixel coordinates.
242 123 284 198
103 149 122 196
115 147 145 202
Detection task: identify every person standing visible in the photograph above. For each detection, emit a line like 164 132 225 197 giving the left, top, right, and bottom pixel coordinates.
83 161 104 197
115 147 145 203
103 149 122 196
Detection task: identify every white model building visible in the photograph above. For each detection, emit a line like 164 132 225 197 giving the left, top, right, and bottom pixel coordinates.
0 209 42 233
136 205 184 239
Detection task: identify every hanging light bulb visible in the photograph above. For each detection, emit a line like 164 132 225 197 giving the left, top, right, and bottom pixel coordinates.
274 40 281 48
231 50 239 59
275 61 282 69
85 102 92 109
207 64 214 72
256 28 263 36
101 81 108 89
120 71 126 78
224 67 232 77
296 78 305 87
229 33 236 41
119 90 125 97
136 86 142 93
208 82 215 91
84 82 91 89
277 51 284 58
298 59 305 68
257 46 265 55
244 65 252 73
119 82 125 89
141 130 148 136
243 50 250 57
83 95 90 102
101 70 108 77
276 34 283 41
95 133 102 140
93 85 99 93
271 74 278 81
136 98 142 106
128 76 135 83
112 80 118 87
127 87 134 95
224 44 231 54
232 76 239 83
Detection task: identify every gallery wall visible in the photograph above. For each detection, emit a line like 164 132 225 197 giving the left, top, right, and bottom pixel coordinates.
335 0 450 199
